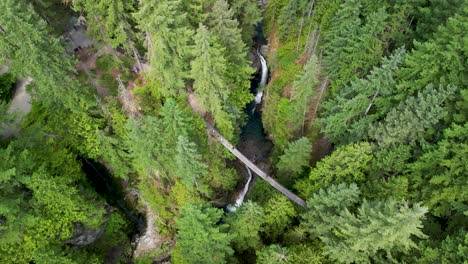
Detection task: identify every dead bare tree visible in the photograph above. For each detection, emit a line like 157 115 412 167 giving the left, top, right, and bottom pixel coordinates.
117 75 139 117
296 0 316 52
364 91 379 115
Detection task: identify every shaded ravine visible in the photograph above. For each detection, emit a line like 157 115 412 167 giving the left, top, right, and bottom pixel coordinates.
80 158 145 258
227 23 273 211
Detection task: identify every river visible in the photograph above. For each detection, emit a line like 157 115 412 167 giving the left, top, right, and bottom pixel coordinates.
227 23 273 211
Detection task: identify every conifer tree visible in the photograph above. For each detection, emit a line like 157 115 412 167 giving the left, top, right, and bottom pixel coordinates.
295 142 372 197
208 0 253 116
175 135 209 193
257 244 291 264
277 0 308 40
135 0 193 95
277 137 312 176
291 55 320 133
0 134 106 263
409 123 468 217
301 183 361 237
0 0 102 156
225 201 265 252
412 0 466 41
321 48 405 144
181 0 213 27
228 0 261 45
325 0 388 93
125 116 161 176
262 194 296 241
370 84 457 147
160 98 192 149
302 184 428 263
173 204 233 263
190 24 235 138
327 200 427 263
398 7 468 94
411 230 468 263
72 0 136 49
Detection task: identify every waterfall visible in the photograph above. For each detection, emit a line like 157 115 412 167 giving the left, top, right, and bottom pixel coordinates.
226 49 268 212
254 49 268 104
226 166 253 212
235 166 253 206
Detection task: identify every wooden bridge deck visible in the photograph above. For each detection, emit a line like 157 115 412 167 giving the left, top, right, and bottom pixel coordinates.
206 123 307 208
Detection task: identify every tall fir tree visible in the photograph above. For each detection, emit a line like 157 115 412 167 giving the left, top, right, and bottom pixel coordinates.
370 84 457 148
71 0 136 49
295 142 372 197
277 137 312 177
190 24 235 138
302 184 427 263
208 0 254 117
225 201 265 252
228 0 261 46
135 0 193 95
175 135 209 194
173 204 233 263
321 48 406 144
291 55 320 134
409 123 468 217
324 0 388 93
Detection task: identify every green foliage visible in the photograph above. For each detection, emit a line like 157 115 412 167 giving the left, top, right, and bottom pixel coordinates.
257 244 290 264
262 194 297 241
369 84 457 147
302 184 428 263
412 0 466 41
411 229 468 263
175 135 209 193
173 203 233 263
0 0 103 157
288 244 325 264
208 0 254 118
301 183 361 237
291 55 320 133
409 123 468 217
262 95 295 147
228 0 261 45
276 137 312 177
296 142 372 197
0 73 15 101
135 0 193 94
225 201 265 251
398 7 468 94
96 55 121 72
72 0 136 49
0 134 106 263
324 0 388 93
190 24 235 138
181 0 213 27
321 48 406 144
1 0 467 263
277 0 309 41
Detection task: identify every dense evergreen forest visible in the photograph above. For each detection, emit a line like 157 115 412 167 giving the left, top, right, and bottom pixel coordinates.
0 0 467 263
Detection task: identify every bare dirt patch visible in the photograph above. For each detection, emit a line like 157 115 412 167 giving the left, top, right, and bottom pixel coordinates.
76 48 97 71
268 27 280 55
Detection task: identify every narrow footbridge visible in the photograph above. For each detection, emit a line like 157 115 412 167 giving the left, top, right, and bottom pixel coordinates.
206 122 307 208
